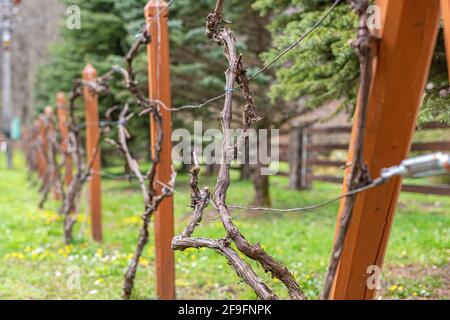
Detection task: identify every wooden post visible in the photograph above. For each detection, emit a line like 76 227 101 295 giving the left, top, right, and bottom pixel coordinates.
82 64 103 243
289 125 302 190
56 92 73 187
37 114 48 180
240 145 251 180
374 0 388 31
240 163 252 180
289 125 312 190
441 0 450 80
44 106 61 201
145 0 176 300
331 0 441 300
304 130 314 188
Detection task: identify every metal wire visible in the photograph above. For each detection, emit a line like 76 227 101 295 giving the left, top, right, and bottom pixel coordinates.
228 178 382 214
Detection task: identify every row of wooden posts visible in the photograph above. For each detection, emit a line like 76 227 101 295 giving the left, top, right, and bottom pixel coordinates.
24 0 450 300
33 64 104 241
29 0 175 300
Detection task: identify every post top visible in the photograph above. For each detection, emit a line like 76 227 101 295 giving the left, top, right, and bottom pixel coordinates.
145 0 169 19
83 63 97 79
44 106 54 116
56 92 67 107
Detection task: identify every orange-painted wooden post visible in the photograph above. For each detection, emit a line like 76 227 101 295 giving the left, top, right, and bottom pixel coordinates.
56 92 73 187
145 0 175 300
372 0 388 39
37 114 48 180
44 105 61 200
376 0 388 21
330 0 441 300
82 64 103 243
370 1 388 74
441 0 450 80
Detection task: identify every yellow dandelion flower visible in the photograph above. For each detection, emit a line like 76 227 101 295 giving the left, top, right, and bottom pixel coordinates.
7 252 25 260
95 248 103 258
122 216 141 226
140 258 150 267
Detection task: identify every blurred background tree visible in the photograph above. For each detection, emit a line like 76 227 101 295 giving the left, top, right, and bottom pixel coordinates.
31 0 449 204
253 0 450 124
6 0 61 126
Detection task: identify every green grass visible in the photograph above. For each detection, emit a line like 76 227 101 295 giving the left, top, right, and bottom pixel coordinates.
0 153 448 300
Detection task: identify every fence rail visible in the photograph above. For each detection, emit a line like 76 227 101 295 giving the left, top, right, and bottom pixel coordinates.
278 122 450 196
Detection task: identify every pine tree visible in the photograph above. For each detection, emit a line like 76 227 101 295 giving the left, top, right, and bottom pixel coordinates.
253 0 450 124
35 0 128 108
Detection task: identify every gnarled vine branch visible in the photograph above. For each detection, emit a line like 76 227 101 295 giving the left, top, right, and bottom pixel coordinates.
38 110 65 210
106 103 175 300
55 30 158 248
172 153 277 300
173 1 306 300
57 79 105 244
99 30 176 300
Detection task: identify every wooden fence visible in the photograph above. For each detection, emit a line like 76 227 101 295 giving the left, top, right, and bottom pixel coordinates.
281 122 450 196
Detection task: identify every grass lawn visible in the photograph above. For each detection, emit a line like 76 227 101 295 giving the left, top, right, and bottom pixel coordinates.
0 153 448 300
